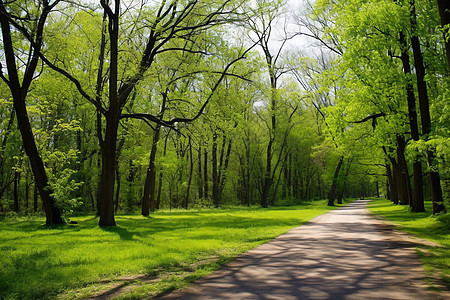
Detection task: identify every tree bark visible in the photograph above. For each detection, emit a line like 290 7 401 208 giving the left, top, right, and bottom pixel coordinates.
114 137 125 213
99 115 119 226
409 0 446 214
98 0 120 226
204 148 209 200
396 136 411 206
34 183 39 212
261 137 273 208
0 5 64 224
399 31 425 212
218 137 232 196
142 124 161 215
388 160 400 205
185 136 194 209
436 0 450 70
13 170 19 213
385 163 393 201
197 145 203 200
212 133 219 207
0 108 15 199
327 156 344 206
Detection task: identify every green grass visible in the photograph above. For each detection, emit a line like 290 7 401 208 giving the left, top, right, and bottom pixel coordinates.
0 199 345 299
368 198 450 290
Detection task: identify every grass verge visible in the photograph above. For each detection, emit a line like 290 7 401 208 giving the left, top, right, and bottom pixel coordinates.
368 198 450 291
0 199 346 299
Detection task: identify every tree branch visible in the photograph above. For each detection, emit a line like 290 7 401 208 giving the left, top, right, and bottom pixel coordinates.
349 113 386 124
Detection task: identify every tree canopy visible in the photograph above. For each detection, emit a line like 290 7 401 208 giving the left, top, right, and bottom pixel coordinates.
0 0 448 224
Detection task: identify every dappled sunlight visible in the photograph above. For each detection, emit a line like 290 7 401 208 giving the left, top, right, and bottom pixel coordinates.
161 200 442 300
0 202 336 299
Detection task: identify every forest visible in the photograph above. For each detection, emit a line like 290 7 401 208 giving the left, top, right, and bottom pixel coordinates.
0 0 449 226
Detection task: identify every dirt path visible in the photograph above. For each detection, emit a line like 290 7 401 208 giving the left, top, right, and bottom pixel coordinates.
159 199 445 300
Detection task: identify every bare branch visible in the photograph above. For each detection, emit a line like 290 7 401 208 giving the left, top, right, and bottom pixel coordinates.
39 55 105 115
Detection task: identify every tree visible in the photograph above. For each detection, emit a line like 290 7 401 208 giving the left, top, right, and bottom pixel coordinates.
245 0 289 207
0 0 64 224
32 0 254 225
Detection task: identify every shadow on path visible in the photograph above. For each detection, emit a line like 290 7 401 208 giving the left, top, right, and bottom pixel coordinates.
159 200 445 300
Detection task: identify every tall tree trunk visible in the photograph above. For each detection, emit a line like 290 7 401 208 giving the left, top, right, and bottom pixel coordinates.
399 31 425 212
98 1 120 227
156 134 169 210
396 136 411 205
156 172 163 210
0 5 64 225
337 159 351 204
114 137 125 213
409 0 446 214
261 138 273 208
327 156 344 206
96 154 101 216
0 108 15 198
386 163 393 201
114 168 121 213
142 124 161 215
13 170 19 213
33 183 38 212
185 137 194 209
389 160 400 205
25 173 30 213
212 133 219 207
204 148 209 200
99 115 119 226
218 137 232 196
197 145 203 200
436 0 450 70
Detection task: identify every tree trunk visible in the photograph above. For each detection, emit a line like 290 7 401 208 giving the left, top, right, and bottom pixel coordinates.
0 7 64 225
99 115 118 226
13 170 19 212
388 160 399 205
204 148 209 200
156 132 170 210
399 31 425 212
156 172 163 210
114 167 121 213
114 137 125 213
386 179 391 200
142 124 161 215
261 138 273 208
385 161 393 200
436 0 450 70
197 146 203 200
25 174 30 212
396 137 411 205
217 136 232 202
185 137 194 209
16 100 64 224
212 133 219 207
337 160 351 204
98 2 120 227
0 108 15 199
409 0 446 214
327 156 344 206
33 183 38 212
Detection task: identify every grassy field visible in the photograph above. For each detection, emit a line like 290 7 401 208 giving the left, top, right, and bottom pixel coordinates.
368 198 450 290
0 200 344 299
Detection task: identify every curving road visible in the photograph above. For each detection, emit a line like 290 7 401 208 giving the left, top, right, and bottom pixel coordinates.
159 199 446 300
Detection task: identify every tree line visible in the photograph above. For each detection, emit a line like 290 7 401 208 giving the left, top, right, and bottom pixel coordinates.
0 0 448 226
